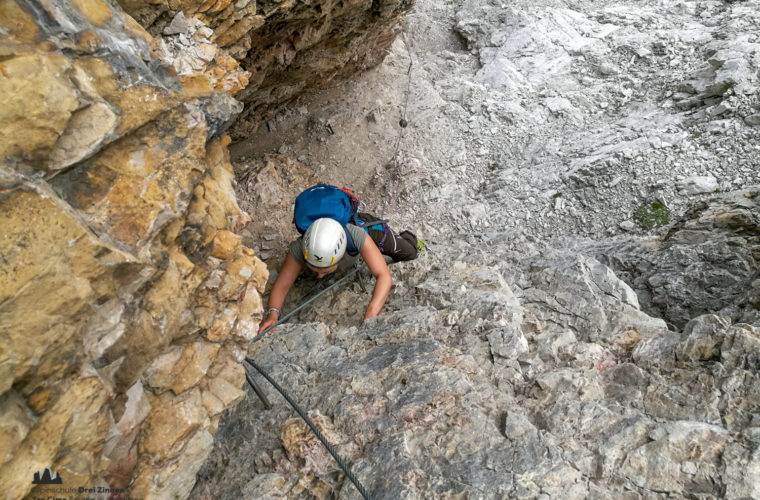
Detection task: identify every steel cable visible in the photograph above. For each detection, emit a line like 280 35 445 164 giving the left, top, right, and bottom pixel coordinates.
245 358 372 500
251 266 360 343
382 37 414 220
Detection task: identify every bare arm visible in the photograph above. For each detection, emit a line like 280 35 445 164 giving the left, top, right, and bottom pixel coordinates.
258 253 302 334
360 236 391 321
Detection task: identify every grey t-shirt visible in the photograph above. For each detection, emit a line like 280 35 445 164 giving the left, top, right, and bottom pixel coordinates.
289 224 367 271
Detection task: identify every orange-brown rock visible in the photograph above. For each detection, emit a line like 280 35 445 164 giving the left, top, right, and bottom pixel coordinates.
0 187 139 396
0 391 35 463
0 0 267 497
152 11 251 96
0 0 40 43
131 428 214 498
145 341 221 394
118 0 415 135
70 0 113 27
104 381 152 489
0 54 79 163
207 342 246 387
49 102 119 169
205 303 240 341
211 229 243 259
203 374 246 414
188 134 251 232
140 388 208 457
0 377 110 499
221 252 269 299
70 56 183 136
75 29 102 52
51 105 207 251
238 281 265 319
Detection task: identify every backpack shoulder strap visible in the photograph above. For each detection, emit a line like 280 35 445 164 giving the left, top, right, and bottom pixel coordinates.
344 224 360 256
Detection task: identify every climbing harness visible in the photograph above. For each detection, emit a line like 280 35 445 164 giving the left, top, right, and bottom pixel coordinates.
245 358 371 500
356 215 395 256
245 266 371 499
375 223 392 251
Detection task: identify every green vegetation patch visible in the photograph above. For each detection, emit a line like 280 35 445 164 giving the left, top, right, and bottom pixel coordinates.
634 201 671 230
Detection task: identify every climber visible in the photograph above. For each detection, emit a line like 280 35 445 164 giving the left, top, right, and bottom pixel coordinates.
257 186 421 334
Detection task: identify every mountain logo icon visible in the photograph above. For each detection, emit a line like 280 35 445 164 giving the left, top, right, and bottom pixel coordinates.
32 467 62 484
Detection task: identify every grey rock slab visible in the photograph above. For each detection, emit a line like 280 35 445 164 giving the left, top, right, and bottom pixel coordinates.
196 226 760 499
164 11 192 35
619 220 635 231
643 370 722 423
487 325 529 360
620 421 730 496
592 187 760 328
720 323 760 371
745 113 760 126
522 251 666 342
676 314 732 362
195 0 760 496
721 441 760 499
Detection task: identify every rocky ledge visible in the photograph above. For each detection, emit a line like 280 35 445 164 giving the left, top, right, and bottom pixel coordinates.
582 186 760 329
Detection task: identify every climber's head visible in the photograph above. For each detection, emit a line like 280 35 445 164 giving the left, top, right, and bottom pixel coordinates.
303 218 346 276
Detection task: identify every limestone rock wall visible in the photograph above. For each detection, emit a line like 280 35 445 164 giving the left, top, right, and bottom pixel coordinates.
117 0 416 136
0 0 267 498
194 212 760 499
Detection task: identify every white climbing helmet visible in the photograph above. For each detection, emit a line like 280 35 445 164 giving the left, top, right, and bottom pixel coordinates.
303 218 347 268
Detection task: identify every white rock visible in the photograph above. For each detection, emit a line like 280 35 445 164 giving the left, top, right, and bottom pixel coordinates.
708 102 733 116
677 175 719 194
164 12 191 36
197 26 214 39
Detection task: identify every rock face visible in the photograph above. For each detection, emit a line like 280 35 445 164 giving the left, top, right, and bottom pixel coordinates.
0 1 266 498
118 0 416 135
1 0 414 495
186 0 758 495
590 187 760 329
193 230 760 499
4 0 758 497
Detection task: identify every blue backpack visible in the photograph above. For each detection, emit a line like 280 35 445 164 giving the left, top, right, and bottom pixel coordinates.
293 184 362 256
